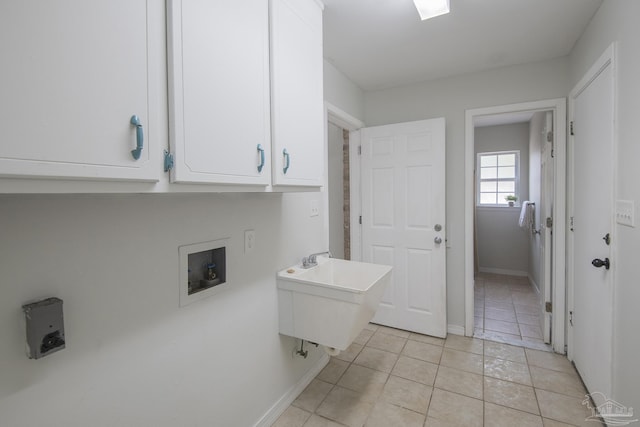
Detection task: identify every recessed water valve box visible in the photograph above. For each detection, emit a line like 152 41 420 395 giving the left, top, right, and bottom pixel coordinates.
179 238 230 307
22 297 65 359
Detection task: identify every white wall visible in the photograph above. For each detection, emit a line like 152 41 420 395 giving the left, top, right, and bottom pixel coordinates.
328 122 345 259
324 60 365 121
475 123 530 275
569 0 640 413
0 193 325 426
528 112 545 290
364 57 569 329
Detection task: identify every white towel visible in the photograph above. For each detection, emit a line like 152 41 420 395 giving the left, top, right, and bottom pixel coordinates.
519 201 535 230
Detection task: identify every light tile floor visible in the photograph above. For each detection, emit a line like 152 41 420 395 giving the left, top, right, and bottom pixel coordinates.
273 324 599 427
473 273 552 352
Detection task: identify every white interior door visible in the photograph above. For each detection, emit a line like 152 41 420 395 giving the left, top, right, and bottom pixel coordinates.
540 111 554 343
361 118 446 337
570 47 615 396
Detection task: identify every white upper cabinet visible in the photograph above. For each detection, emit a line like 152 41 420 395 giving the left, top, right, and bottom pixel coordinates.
270 0 325 187
0 1 163 182
167 0 272 185
0 0 325 193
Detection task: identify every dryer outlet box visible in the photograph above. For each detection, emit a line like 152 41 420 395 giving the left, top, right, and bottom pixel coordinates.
22 297 65 359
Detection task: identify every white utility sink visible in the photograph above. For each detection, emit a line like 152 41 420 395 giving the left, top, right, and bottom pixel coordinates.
277 256 392 355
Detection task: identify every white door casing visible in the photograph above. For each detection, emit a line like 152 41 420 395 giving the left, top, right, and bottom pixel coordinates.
568 44 616 396
465 98 567 351
324 102 365 261
540 111 554 343
360 118 447 337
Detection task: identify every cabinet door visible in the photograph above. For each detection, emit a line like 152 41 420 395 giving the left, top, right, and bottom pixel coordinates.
271 0 324 187
167 0 271 185
0 1 162 182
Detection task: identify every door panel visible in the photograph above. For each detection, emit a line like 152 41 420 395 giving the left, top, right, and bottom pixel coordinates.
361 118 446 337
407 249 431 312
373 246 395 307
570 50 614 396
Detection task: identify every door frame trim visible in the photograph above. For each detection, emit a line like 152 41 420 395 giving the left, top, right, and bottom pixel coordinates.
325 102 364 258
464 98 567 353
566 43 617 365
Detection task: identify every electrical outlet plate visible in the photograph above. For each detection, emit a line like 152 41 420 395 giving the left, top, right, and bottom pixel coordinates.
616 200 635 227
244 230 255 253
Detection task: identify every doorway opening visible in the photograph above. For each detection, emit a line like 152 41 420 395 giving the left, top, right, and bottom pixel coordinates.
465 99 567 354
473 116 548 349
327 124 351 260
325 102 364 262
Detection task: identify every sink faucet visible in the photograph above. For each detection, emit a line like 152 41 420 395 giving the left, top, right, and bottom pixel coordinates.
302 251 333 269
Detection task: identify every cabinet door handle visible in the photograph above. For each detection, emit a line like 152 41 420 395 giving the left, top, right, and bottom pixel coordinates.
257 144 265 173
130 115 144 160
283 148 290 174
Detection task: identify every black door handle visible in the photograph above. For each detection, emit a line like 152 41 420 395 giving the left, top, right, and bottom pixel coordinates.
592 258 610 270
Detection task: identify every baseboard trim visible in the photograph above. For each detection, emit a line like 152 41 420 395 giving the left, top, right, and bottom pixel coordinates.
478 267 528 277
447 324 465 336
528 274 541 295
254 352 330 427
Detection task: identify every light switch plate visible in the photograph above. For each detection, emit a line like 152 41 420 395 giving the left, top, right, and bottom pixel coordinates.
310 200 319 217
244 230 255 254
616 200 635 227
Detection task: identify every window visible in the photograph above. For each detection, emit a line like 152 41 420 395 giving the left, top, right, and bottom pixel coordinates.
477 151 519 206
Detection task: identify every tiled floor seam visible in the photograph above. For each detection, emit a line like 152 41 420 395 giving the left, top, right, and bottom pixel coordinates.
523 350 545 420
424 361 442 418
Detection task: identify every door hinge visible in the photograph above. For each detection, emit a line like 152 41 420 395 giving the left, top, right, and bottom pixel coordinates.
358 145 362 155
545 301 552 313
546 217 553 228
359 215 362 225
569 310 574 326
163 150 174 172
570 121 575 136
570 216 574 232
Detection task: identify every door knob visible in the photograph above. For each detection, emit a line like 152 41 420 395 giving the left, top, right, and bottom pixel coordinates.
591 258 610 270
434 236 442 244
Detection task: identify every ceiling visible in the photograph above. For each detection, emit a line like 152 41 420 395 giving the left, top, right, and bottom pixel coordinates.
322 0 603 91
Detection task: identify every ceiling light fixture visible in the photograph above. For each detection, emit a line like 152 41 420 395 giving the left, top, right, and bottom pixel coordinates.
413 0 450 20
